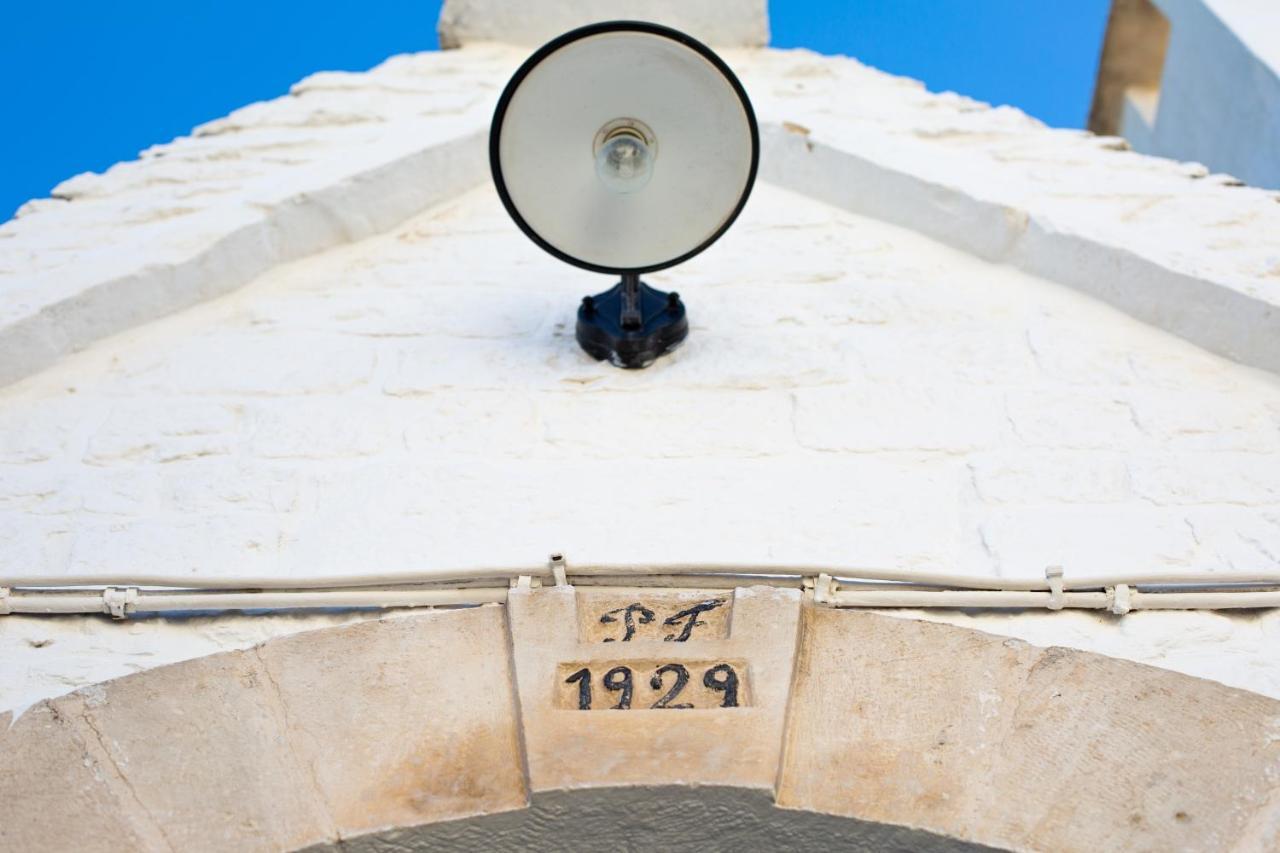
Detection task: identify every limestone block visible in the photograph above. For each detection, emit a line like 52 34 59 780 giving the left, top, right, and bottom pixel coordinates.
0 702 161 851
254 608 528 837
437 0 769 48
967 450 1131 504
793 385 1009 452
1004 389 1143 450
1129 451 1280 505
508 584 801 791
777 607 1280 851
83 400 241 466
539 389 796 459
1126 388 1280 452
976 505 1197 579
48 648 333 851
976 642 1280 850
777 606 1043 838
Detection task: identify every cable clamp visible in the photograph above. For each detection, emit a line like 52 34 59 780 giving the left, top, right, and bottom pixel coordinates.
1107 583 1133 615
1046 566 1065 611
103 586 138 620
510 575 541 591
812 573 837 605
548 553 569 586
0 587 10 615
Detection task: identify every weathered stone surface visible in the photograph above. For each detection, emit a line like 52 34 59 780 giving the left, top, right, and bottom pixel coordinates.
48 647 333 851
255 607 528 838
6 600 1280 850
575 587 734 643
777 606 1280 852
508 584 801 791
0 701 162 851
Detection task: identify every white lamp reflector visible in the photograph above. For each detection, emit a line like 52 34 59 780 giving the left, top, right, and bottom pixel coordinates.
491 23 758 273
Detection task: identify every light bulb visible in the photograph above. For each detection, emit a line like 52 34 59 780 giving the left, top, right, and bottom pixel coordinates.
594 120 656 194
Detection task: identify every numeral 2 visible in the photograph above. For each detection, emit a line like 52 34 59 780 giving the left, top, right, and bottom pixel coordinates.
649 663 693 709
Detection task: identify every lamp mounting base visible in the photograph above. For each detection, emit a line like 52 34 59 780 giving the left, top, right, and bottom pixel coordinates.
576 273 688 369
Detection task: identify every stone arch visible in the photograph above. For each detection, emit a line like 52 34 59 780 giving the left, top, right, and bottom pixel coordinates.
3 587 1279 851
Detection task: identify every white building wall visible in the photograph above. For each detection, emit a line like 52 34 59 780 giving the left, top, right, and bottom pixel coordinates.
1128 0 1280 188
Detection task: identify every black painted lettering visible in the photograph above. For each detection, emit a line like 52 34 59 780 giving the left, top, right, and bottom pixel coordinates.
649 663 693 709
600 603 656 642
603 665 633 710
662 598 726 642
565 667 592 710
704 663 740 708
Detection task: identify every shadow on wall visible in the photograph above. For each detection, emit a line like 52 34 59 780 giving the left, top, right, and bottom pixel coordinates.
304 787 997 853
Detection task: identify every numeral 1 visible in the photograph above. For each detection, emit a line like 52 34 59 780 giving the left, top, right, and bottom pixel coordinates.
565 667 592 710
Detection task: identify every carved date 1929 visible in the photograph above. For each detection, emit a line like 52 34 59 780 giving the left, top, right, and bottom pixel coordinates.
564 663 741 710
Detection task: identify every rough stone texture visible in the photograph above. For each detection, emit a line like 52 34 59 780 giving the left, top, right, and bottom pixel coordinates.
254 606 528 838
5 600 1280 851
576 587 733 643
0 609 529 852
3 31 1280 722
0 47 518 388
0 701 163 851
2 183 1277 591
507 584 801 791
777 605 1280 852
438 0 770 48
46 644 335 851
3 176 1280 712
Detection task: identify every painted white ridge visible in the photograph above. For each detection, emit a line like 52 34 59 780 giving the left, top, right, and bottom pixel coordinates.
437 0 770 48
763 127 1280 375
739 51 1280 375
0 48 518 389
3 45 1279 393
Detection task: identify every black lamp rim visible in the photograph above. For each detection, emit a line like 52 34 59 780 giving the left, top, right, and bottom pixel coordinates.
488 19 761 276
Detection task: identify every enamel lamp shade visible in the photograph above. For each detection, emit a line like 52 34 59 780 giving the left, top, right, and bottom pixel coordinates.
490 21 759 368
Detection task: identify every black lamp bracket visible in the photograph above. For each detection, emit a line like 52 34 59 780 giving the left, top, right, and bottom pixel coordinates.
576 272 688 369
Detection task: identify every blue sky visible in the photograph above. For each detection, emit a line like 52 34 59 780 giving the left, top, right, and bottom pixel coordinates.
1 1 1111 221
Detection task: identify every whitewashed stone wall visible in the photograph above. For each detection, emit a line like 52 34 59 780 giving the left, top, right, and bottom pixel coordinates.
1 40 1279 713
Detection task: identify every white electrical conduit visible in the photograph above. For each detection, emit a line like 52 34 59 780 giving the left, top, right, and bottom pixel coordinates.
3 563 1280 618
824 589 1280 611
4 565 1280 590
1 586 508 617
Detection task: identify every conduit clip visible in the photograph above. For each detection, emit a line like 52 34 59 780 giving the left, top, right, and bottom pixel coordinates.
812 573 837 605
1107 583 1133 616
549 553 569 586
511 575 541 591
1046 566 1065 611
0 587 10 616
103 587 138 620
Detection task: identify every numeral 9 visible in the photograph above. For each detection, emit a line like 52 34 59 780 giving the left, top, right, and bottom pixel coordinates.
703 663 739 708
603 665 633 710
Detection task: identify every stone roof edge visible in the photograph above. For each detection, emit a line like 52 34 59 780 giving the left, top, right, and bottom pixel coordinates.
2 87 1279 388
762 126 1280 375
0 131 487 389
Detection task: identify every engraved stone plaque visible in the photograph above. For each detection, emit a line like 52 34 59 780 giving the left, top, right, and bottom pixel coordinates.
576 588 732 643
554 660 749 710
